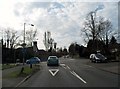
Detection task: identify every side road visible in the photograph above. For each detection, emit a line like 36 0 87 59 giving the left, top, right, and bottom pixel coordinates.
86 60 119 75
71 57 119 75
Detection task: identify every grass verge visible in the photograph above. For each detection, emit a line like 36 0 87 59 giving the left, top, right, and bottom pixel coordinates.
2 64 18 70
0 64 2 70
4 64 40 78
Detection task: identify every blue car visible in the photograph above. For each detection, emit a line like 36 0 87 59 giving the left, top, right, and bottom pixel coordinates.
26 57 41 64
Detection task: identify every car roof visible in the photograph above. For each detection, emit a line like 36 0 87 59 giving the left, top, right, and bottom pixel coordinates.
49 56 57 57
90 54 95 55
48 56 58 58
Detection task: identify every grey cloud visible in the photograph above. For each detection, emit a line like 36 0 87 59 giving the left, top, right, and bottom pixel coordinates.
26 2 50 11
13 2 118 48
14 9 20 16
14 2 50 16
13 2 24 16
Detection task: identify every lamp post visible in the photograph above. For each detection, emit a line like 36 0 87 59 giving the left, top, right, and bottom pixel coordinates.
23 23 34 65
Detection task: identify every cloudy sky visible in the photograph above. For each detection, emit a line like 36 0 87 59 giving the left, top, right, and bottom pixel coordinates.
0 0 119 49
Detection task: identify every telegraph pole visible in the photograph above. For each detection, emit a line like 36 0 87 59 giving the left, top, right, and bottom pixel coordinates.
22 23 34 65
23 23 26 65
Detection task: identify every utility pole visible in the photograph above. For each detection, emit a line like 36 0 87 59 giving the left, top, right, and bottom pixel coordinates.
22 23 34 65
23 23 26 65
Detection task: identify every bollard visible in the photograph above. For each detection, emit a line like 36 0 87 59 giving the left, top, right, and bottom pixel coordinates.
30 64 32 69
20 67 24 74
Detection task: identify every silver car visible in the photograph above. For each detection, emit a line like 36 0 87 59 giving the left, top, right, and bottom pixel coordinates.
90 53 107 63
47 56 59 66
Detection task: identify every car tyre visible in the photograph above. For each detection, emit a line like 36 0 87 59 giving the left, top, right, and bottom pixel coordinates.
90 59 93 62
95 60 98 63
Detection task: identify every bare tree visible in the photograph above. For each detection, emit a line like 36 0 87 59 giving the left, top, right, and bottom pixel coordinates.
82 12 100 42
4 28 19 49
82 12 115 46
25 29 37 47
96 17 117 46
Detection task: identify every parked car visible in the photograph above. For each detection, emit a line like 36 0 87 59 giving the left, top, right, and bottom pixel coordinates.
47 56 59 66
26 57 41 64
90 53 107 63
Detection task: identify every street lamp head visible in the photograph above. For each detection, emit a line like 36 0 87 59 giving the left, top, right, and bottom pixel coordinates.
30 24 34 26
21 43 26 47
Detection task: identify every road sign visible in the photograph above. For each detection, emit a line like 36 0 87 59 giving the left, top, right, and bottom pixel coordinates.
49 69 59 76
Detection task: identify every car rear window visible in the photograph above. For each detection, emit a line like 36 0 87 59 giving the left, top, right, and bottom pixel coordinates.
49 57 57 59
96 54 105 58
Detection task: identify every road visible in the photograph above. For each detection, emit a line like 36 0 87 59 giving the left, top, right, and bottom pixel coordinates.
19 58 119 87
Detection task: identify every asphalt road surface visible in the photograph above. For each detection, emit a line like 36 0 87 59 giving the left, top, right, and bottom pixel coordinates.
19 58 119 87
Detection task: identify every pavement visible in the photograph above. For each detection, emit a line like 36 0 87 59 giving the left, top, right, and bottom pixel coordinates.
2 64 30 87
2 58 119 87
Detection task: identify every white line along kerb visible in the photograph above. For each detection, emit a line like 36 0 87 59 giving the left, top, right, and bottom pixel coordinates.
70 71 87 84
49 69 59 76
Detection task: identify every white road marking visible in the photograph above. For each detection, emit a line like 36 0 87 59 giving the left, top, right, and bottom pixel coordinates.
60 64 71 70
70 71 74 75
60 64 65 66
63 66 67 69
70 59 74 60
49 69 59 76
60 64 67 69
66 66 70 70
70 71 87 84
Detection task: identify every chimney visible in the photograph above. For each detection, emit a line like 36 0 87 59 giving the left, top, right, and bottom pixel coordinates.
33 41 38 52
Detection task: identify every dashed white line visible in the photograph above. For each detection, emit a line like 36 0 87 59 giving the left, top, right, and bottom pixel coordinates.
70 71 87 84
63 66 67 69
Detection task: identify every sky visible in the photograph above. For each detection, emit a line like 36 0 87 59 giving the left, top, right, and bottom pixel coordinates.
0 0 119 50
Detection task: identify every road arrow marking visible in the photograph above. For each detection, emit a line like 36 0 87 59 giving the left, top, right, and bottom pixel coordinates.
49 69 59 76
